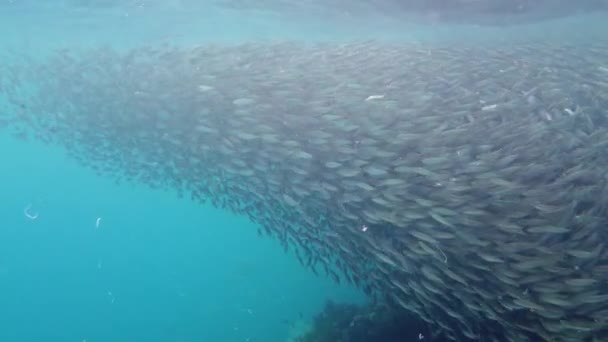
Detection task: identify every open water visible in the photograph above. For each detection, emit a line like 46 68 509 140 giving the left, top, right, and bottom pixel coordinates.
1 1 608 342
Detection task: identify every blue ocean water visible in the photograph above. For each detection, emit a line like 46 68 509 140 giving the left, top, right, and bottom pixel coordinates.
0 4 371 342
0 132 364 342
1 2 607 342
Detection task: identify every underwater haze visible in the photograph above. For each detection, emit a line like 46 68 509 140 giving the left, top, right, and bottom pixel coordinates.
1 1 608 342
0 134 362 342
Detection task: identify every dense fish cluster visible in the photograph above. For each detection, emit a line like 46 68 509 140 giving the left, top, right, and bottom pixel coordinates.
2 41 608 341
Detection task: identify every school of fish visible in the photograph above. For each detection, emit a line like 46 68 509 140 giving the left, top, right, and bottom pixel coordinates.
1 40 608 341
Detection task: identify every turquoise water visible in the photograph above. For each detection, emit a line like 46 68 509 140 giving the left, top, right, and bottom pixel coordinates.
1 2 608 341
0 4 370 342
1 4 608 51
0 136 362 342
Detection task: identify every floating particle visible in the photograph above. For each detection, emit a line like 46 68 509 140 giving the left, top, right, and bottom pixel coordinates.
365 94 384 101
481 104 498 111
23 204 38 220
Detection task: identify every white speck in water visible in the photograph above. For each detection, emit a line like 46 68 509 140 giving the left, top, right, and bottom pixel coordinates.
481 104 498 111
23 204 39 220
364 94 384 101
